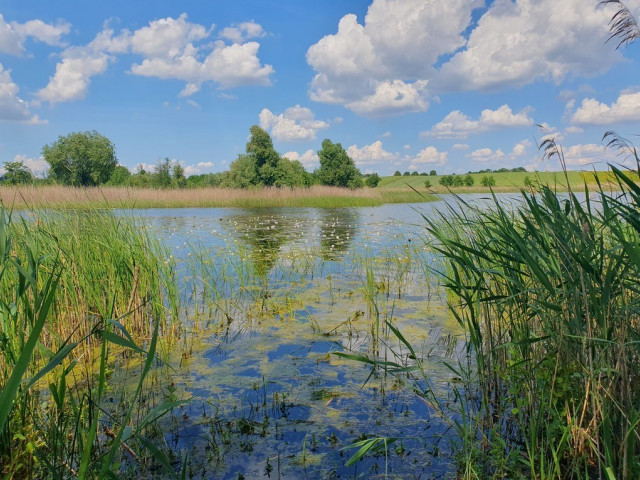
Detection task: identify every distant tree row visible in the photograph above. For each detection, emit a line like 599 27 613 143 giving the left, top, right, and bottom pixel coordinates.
439 174 475 187
393 170 437 176
467 167 527 174
1 127 381 189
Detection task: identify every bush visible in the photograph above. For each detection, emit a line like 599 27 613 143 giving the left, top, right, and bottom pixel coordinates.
365 173 381 188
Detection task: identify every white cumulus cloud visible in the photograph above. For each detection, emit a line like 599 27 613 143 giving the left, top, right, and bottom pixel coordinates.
0 14 70 55
346 141 397 166
0 63 44 123
408 146 448 170
220 21 265 43
424 104 533 139
282 150 319 169
469 148 505 162
433 0 627 92
259 105 329 142
13 154 49 176
306 0 481 116
571 91 640 125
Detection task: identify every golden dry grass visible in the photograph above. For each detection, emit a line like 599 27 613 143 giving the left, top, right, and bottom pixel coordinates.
0 185 436 209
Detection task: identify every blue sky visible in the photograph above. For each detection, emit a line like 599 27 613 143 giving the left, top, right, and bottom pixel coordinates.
2 0 640 177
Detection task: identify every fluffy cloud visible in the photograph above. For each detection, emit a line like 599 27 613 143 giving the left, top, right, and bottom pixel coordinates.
0 14 70 55
563 144 619 167
346 80 429 116
129 14 273 91
571 91 640 125
408 146 448 170
512 140 532 156
433 0 626 92
38 14 274 104
282 150 319 169
259 105 329 142
220 21 265 43
37 47 112 104
424 104 533 139
307 0 636 115
469 148 505 162
197 161 214 169
306 0 481 116
346 141 397 166
0 64 43 123
13 154 48 176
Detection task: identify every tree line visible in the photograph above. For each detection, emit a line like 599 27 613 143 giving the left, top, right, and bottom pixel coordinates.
1 127 383 189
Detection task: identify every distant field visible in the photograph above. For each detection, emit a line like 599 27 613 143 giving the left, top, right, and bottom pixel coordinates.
378 170 632 191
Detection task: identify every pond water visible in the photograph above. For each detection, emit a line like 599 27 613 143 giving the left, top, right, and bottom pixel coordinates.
115 194 523 479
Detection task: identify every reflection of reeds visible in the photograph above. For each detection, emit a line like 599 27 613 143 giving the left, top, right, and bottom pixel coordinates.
0 185 437 209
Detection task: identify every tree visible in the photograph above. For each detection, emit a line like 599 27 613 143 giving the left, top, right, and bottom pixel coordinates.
424 179 432 188
316 139 363 188
365 173 381 188
42 130 117 186
394 170 401 176
453 175 464 187
247 125 281 186
481 175 496 187
411 171 419 176
439 175 454 187
1 161 33 185
172 163 186 188
107 165 131 185
464 174 474 186
155 158 172 188
403 171 410 176
429 170 437 176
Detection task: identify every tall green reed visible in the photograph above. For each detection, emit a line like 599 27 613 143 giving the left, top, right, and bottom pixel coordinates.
424 160 640 479
0 208 186 479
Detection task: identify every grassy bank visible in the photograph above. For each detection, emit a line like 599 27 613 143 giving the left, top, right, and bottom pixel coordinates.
0 185 436 209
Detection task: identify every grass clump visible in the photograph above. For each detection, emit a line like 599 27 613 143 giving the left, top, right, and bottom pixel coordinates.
425 163 640 478
0 208 185 479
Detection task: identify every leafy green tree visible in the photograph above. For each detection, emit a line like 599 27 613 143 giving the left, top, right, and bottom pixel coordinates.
429 170 437 176
42 130 117 186
411 171 419 176
403 171 410 176
154 158 172 188
439 175 454 187
424 179 432 188
365 173 381 188
273 158 311 187
247 125 282 186
481 175 496 187
453 175 464 187
394 170 401 176
172 163 186 188
107 165 131 185
464 174 475 186
316 139 363 188
1 161 33 185
226 154 259 188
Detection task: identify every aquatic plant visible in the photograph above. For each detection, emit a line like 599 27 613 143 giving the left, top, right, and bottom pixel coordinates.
0 208 186 479
423 157 640 478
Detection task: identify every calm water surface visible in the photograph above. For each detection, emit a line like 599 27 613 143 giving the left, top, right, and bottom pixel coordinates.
116 194 522 479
